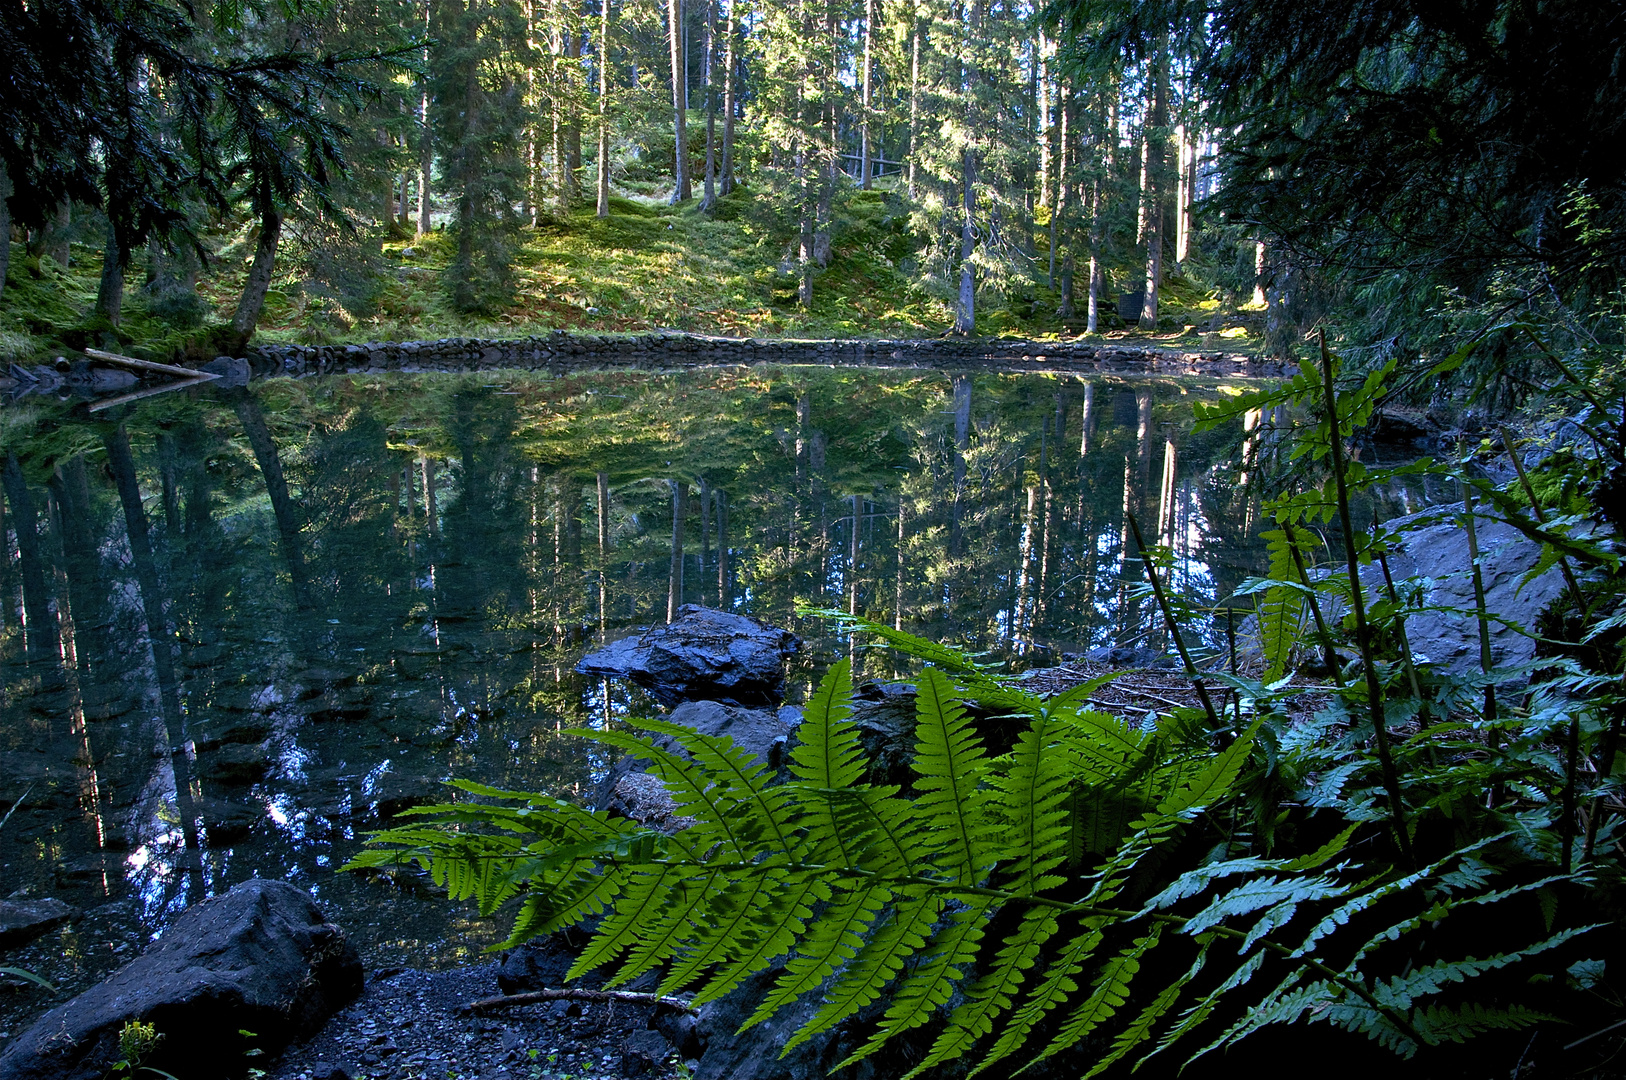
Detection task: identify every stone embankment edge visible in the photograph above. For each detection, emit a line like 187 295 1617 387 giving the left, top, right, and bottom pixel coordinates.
243 331 1289 380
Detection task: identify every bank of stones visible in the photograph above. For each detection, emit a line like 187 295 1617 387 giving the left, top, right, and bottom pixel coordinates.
240 331 1283 380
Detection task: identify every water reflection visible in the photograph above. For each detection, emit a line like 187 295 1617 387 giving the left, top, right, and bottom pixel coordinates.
0 366 1455 988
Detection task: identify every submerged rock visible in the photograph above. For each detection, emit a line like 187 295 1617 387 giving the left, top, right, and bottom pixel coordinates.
576 605 800 707
0 879 362 1080
0 897 76 949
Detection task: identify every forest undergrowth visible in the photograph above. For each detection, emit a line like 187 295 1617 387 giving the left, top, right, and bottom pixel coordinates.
0 184 1246 365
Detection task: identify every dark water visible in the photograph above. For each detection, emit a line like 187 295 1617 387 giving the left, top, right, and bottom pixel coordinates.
0 364 1454 1010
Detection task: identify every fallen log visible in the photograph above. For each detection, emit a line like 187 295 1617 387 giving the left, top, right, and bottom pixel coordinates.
84 348 218 381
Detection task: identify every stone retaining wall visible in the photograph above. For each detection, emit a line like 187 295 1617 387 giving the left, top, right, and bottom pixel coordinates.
244 331 1288 380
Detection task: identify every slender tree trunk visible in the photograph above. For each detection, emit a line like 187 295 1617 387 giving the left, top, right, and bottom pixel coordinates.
955 149 976 334
231 208 282 351
668 0 689 202
1253 239 1267 305
1047 81 1068 288
423 457 440 536
1175 124 1191 265
552 0 567 214
720 0 736 195
1037 29 1051 215
0 160 10 302
699 476 712 604
907 11 921 200
797 140 813 306
48 201 70 268
701 0 717 210
1139 36 1168 330
418 85 434 234
596 0 611 216
894 496 905 630
566 22 583 196
860 0 876 190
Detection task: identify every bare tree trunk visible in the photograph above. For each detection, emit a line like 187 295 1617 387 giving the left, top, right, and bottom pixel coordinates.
1175 124 1190 265
894 496 905 630
797 142 813 306
418 93 434 235
955 149 976 335
230 209 281 351
1047 81 1068 287
47 201 71 268
720 0 736 194
2 454 55 658
860 0 876 190
596 0 611 216
668 0 689 203
566 21 583 197
907 11 920 200
1139 35 1168 330
552 0 567 214
1252 239 1267 305
701 0 717 210
423 457 440 536
1037 29 1051 215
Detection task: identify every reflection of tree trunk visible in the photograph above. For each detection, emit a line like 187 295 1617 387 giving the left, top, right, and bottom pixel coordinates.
2 453 57 657
1136 387 1154 490
951 375 971 556
1078 380 1096 456
699 477 712 606
715 487 729 609
848 494 860 616
1158 438 1177 543
422 457 440 537
597 471 610 639
668 479 685 621
1118 453 1136 644
1017 484 1037 642
894 497 906 630
230 390 310 609
103 424 206 894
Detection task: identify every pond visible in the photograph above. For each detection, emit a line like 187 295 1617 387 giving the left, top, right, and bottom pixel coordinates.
0 363 1454 1022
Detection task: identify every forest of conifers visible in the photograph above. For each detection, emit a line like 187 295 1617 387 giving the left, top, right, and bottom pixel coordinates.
3 0 1620 360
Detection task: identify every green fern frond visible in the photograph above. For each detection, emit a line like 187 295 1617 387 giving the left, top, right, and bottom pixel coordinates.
988 708 1073 896
911 668 996 884
967 923 1108 1078
1022 924 1163 1074
1081 936 1212 1079
744 883 892 1030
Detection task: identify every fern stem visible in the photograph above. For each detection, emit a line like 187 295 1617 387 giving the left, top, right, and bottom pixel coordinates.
1317 331 1413 869
1459 454 1501 807
459 988 696 1015
1280 520 1345 687
1125 511 1223 731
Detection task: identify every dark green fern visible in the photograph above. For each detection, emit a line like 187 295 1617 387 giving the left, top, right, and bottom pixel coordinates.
346 624 1597 1072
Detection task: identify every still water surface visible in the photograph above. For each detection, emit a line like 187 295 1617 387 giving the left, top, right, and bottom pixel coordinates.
0 364 1453 996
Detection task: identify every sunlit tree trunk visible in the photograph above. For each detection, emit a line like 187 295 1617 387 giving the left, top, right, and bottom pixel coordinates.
859 0 876 190
1252 239 1267 305
1139 36 1169 330
955 149 976 334
720 0 736 195
894 496 906 630
701 0 717 210
596 0 611 216
418 1 434 238
230 206 281 350
668 0 689 202
907 9 920 200
1050 83 1069 299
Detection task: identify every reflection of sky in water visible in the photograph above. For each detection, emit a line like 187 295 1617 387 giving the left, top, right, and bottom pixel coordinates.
0 366 1450 983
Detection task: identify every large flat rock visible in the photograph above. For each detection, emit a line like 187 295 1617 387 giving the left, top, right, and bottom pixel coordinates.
0 879 362 1080
576 604 799 707
0 898 75 949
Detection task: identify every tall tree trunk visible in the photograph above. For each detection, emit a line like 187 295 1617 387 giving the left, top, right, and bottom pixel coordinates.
1253 239 1267 305
699 476 712 604
47 201 71 268
95 224 125 327
894 496 905 630
860 0 876 190
955 149 976 334
907 10 920 200
1047 81 1068 288
1037 29 1051 215
668 0 689 203
418 88 434 235
552 0 567 214
231 208 282 351
596 0 611 216
1175 124 1191 265
701 0 717 210
951 374 971 555
1139 36 1168 330
0 160 10 302
423 457 440 536
566 22 583 195
720 0 736 194
797 142 813 306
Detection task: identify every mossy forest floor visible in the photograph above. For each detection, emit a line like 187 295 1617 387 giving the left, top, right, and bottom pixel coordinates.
1 186 1266 365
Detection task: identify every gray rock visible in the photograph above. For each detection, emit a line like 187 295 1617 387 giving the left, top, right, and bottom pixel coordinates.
1368 503 1571 674
0 897 76 949
202 356 251 386
849 681 918 789
0 879 362 1080
575 605 800 707
621 1029 672 1076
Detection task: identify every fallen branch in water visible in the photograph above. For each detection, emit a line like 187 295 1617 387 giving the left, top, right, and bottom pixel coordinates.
458 988 695 1016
